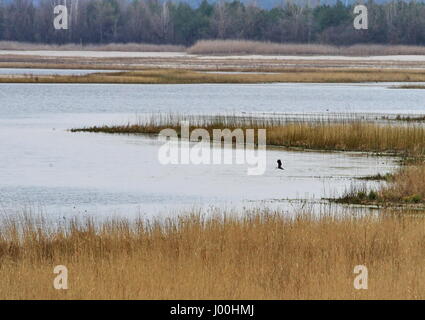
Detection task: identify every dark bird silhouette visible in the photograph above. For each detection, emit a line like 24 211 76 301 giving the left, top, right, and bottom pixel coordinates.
277 159 284 170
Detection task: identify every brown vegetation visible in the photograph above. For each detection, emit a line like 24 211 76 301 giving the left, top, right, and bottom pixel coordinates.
72 116 425 156
1 210 424 299
2 67 425 84
380 163 425 203
336 160 425 206
188 40 425 56
395 85 425 90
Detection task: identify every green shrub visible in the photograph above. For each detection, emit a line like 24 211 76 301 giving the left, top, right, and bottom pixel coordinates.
368 191 378 201
357 191 367 200
403 194 422 203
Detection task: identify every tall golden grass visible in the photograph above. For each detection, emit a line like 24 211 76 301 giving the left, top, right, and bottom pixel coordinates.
265 122 425 155
378 163 425 203
1 210 424 299
188 40 425 56
72 115 425 156
3 40 425 56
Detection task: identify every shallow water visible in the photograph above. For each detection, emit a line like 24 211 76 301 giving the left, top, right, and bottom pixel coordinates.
1 82 425 117
0 82 408 219
2 50 425 62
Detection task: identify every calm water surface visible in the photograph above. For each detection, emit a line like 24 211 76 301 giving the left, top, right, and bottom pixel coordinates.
1 82 416 219
1 82 425 116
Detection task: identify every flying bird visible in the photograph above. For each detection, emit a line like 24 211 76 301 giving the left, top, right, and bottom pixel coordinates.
277 159 284 170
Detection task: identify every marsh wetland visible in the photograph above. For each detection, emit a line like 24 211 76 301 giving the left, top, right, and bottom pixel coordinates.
1 68 425 299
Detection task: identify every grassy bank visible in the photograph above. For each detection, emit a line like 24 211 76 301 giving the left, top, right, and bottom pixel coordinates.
2 67 425 84
188 40 425 56
338 161 425 206
72 116 425 156
1 211 424 299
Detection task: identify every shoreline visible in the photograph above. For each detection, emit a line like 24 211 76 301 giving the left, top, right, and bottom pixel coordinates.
3 48 425 76
2 67 425 84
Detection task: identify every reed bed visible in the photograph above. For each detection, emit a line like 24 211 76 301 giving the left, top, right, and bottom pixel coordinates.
2 40 425 56
2 67 425 84
340 162 425 205
188 40 425 56
380 163 425 202
0 41 185 52
265 122 425 155
72 114 425 156
0 210 424 299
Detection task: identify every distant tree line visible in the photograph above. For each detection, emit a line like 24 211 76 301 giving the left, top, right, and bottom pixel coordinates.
0 0 425 46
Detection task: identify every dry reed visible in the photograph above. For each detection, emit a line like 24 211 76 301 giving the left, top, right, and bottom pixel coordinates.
0 210 424 299
72 115 425 156
378 163 425 203
3 40 425 56
188 40 425 56
2 67 425 84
